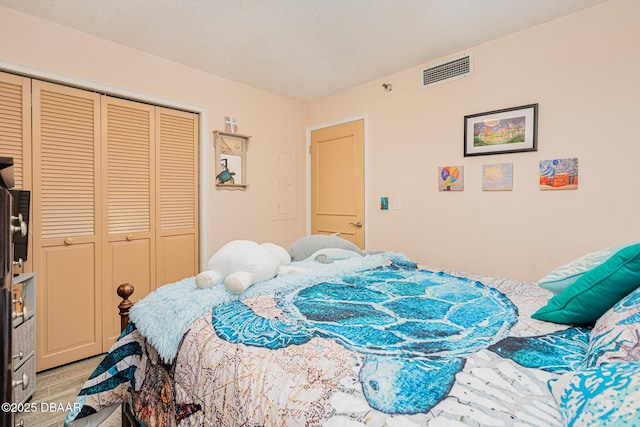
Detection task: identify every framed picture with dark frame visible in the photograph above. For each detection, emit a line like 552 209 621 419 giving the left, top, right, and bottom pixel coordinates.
464 103 538 156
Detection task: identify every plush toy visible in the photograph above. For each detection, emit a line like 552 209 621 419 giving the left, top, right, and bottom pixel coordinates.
288 234 364 263
195 240 295 293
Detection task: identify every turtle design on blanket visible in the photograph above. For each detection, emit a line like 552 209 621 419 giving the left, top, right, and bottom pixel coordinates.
212 260 591 415
213 260 526 414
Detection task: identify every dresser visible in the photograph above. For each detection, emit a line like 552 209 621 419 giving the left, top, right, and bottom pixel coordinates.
12 273 35 404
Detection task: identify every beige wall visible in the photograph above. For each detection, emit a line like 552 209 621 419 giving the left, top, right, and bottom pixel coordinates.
0 5 307 262
304 0 640 282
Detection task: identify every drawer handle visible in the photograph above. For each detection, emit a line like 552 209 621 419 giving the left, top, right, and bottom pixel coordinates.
12 372 29 390
11 214 27 237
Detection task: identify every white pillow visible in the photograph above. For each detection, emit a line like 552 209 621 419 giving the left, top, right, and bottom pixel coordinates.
303 248 363 263
584 285 640 367
538 243 632 294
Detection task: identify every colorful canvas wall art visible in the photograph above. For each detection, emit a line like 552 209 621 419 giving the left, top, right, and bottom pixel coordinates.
539 158 578 190
439 166 464 191
483 163 513 191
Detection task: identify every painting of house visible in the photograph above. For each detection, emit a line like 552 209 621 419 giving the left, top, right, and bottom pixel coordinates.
540 158 579 190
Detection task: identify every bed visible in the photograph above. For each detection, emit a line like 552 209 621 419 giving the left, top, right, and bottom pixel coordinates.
64 245 640 427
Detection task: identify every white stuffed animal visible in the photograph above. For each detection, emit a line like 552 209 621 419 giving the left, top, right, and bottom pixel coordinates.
195 240 296 293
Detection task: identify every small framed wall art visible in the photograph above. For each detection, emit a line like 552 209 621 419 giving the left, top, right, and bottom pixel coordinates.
539 158 578 190
464 104 538 156
482 163 513 191
438 165 464 191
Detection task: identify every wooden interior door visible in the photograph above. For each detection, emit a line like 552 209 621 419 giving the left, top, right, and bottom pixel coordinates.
155 107 199 286
32 81 102 371
310 119 365 248
101 96 155 350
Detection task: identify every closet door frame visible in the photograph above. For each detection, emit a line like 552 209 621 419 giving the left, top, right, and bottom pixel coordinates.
0 59 210 270
1 60 207 370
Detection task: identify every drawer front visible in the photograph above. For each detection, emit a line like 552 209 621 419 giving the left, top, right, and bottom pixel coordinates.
13 356 35 404
13 315 35 368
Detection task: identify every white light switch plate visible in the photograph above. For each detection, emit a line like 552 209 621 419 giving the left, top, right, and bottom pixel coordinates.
394 197 402 210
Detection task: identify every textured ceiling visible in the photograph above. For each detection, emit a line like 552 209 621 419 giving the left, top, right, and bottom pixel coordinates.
0 0 608 102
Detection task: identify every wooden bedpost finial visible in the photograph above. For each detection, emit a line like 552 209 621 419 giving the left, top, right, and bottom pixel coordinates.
117 282 134 301
117 283 135 332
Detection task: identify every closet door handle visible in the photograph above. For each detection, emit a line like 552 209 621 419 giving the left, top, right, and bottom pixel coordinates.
64 238 75 245
349 221 363 228
126 234 134 241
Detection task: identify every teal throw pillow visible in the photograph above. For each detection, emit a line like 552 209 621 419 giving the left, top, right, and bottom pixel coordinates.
532 243 640 325
538 244 631 294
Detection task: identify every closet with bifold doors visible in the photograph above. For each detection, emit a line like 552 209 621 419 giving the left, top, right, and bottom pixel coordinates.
0 72 199 371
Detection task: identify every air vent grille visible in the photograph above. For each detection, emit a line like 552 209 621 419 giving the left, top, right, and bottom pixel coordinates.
422 53 473 88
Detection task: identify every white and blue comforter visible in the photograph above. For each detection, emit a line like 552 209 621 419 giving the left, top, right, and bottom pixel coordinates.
66 254 605 426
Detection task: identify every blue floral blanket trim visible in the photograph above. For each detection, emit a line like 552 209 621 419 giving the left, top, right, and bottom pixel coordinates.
129 252 407 362
64 323 143 426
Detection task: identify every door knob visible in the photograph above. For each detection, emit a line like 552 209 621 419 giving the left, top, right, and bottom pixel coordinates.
349 221 363 228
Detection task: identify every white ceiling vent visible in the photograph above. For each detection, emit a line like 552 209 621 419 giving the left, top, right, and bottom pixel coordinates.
422 53 473 89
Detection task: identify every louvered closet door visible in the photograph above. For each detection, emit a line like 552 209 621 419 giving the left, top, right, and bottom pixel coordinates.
0 72 32 272
156 107 198 286
32 81 102 371
101 97 155 350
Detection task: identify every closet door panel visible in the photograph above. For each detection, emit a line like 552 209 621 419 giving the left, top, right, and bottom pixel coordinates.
101 97 155 350
156 107 198 286
157 232 197 285
0 71 31 189
40 243 96 351
32 81 102 371
0 72 32 273
103 238 151 346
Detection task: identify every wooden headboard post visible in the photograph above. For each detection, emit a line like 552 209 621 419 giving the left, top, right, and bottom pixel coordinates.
116 283 136 427
117 283 134 333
